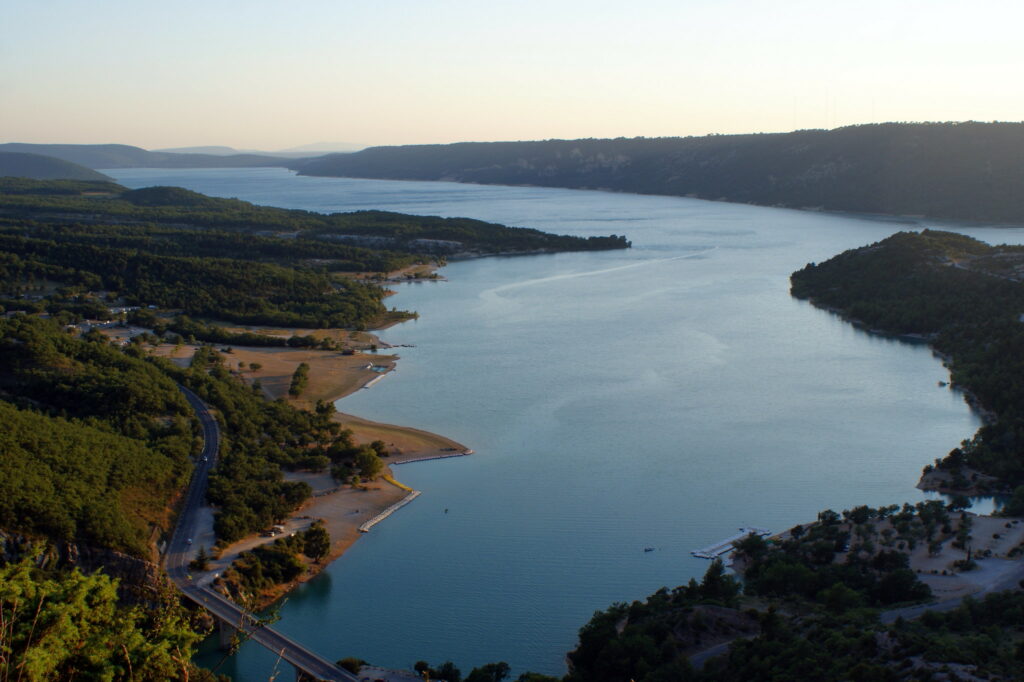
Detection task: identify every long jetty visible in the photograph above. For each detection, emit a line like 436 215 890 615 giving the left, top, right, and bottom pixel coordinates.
358 490 422 533
691 527 771 559
362 370 392 390
391 449 474 466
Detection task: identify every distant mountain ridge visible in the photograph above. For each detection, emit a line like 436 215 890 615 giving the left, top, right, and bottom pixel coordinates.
0 143 288 169
153 145 246 155
0 151 111 181
290 122 1024 224
155 143 363 157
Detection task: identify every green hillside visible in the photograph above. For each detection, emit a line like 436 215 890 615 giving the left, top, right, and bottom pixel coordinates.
0 151 112 181
0 316 195 555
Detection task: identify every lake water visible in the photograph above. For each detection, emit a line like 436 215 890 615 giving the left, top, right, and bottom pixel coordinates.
109 168 1022 679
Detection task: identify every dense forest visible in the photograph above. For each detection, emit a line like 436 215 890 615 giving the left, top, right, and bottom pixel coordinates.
791 230 1024 488
0 316 195 555
292 122 1024 224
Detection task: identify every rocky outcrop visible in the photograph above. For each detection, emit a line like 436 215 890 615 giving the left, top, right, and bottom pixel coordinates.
61 541 163 604
0 530 163 604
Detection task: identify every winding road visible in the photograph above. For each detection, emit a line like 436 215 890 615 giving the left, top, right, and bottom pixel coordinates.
167 385 357 682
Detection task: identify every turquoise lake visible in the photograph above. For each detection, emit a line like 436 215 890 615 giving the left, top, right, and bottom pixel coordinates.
109 168 1022 679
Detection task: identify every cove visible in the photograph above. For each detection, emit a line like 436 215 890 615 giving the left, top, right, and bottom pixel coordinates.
109 168 1021 678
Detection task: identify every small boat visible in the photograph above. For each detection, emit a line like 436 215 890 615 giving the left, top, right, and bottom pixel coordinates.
643 547 655 553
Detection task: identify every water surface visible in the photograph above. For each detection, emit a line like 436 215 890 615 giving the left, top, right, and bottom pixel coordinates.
109 168 1018 677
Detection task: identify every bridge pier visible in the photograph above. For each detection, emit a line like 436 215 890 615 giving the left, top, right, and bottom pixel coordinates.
294 668 320 681
217 619 238 651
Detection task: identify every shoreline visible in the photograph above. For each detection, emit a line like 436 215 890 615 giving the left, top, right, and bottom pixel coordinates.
189 319 471 608
797 296 1004 496
291 171 1024 231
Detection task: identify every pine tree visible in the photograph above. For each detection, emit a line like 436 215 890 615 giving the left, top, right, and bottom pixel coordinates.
189 545 210 571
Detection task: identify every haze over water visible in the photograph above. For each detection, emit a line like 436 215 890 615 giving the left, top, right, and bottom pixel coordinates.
110 168 1019 678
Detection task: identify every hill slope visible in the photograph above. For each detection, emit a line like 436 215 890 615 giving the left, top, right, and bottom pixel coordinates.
0 142 288 169
292 122 1024 224
0 151 112 181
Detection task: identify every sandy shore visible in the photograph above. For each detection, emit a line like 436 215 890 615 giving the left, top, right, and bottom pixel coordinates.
332 412 468 462
287 411 470 571
150 337 399 406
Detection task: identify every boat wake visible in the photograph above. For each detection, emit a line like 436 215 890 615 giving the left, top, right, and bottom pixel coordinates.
480 249 717 300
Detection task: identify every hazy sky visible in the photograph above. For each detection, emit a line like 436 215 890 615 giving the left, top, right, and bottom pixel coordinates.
3 0 1021 149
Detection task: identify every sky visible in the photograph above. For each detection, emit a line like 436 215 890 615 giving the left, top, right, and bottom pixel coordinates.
2 0 1022 150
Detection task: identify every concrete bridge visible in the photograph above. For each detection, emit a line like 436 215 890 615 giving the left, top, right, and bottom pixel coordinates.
166 386 357 682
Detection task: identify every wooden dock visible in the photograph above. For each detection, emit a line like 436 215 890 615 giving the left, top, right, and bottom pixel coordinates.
691 527 770 559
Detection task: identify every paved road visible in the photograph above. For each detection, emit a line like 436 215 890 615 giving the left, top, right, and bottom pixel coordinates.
167 385 357 682
690 639 739 670
880 558 1024 624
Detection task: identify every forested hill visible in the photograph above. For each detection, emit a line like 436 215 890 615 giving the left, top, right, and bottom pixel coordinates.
0 142 285 169
790 229 1024 488
0 151 112 181
0 179 627 329
292 122 1024 224
0 178 628 259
